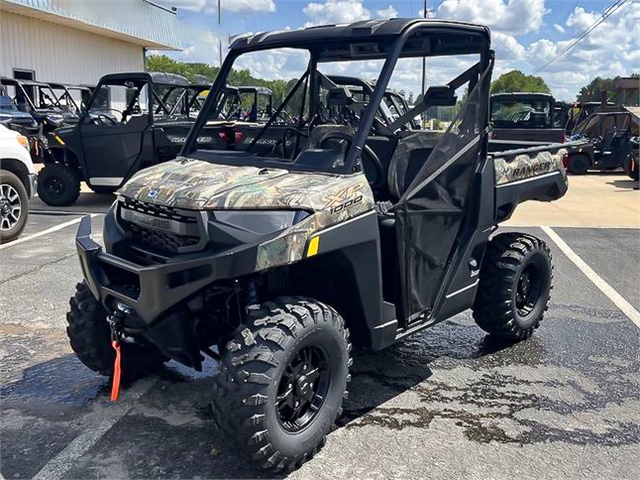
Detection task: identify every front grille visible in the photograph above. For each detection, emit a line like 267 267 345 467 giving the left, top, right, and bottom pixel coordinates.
119 198 202 254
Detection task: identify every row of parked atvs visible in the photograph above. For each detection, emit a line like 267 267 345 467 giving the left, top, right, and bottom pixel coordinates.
1 71 638 208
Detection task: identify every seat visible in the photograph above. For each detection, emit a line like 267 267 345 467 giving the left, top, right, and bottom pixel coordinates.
387 130 442 201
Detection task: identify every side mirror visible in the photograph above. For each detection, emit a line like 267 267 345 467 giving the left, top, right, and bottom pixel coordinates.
422 86 457 107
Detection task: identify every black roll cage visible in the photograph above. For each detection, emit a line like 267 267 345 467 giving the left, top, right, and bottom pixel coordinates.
82 73 190 123
183 21 492 172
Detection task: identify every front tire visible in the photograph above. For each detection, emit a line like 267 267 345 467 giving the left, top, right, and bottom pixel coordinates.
212 297 351 472
567 153 590 175
0 170 29 243
38 163 81 206
473 233 553 340
66 282 166 381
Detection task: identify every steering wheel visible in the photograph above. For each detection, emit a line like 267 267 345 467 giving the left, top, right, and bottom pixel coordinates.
319 132 385 190
273 127 309 159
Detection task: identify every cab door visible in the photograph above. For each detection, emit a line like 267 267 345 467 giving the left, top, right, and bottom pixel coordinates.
394 81 488 327
79 84 151 189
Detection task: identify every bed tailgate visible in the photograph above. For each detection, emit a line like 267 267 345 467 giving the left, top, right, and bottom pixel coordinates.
491 141 584 222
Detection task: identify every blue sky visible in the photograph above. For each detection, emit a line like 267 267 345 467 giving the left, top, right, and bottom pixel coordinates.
152 0 639 101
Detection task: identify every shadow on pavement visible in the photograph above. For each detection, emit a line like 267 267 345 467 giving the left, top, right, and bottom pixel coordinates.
608 179 639 190
30 192 115 214
0 321 513 479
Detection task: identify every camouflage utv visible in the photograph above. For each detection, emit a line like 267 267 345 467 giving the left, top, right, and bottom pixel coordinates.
68 19 574 472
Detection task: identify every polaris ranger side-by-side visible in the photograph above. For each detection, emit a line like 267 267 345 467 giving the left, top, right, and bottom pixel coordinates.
489 92 566 151
40 72 199 206
68 19 572 472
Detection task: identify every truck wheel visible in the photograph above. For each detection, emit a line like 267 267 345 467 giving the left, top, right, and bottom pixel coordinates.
38 163 81 206
0 170 29 243
567 154 590 175
473 233 553 341
66 282 166 381
212 298 351 472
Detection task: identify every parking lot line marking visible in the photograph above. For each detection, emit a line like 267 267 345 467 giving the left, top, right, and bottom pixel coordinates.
0 215 97 251
32 376 158 480
542 226 640 329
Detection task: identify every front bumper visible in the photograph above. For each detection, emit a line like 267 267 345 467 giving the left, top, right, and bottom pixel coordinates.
76 215 256 325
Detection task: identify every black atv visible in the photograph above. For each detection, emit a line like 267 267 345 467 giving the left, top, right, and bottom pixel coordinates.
0 77 77 160
566 110 639 174
39 72 199 206
67 19 573 472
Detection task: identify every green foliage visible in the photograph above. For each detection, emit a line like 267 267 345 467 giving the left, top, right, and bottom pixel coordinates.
146 55 303 113
490 70 551 95
577 75 639 103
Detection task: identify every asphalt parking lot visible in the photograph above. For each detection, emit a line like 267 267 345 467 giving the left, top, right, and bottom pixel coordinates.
1 173 639 480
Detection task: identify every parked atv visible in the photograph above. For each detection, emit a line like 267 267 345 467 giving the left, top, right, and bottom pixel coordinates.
0 77 77 160
39 72 196 206
68 19 572 472
489 92 566 150
566 110 639 174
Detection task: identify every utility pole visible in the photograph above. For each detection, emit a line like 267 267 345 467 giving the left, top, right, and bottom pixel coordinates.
218 0 223 66
421 0 428 127
421 0 427 95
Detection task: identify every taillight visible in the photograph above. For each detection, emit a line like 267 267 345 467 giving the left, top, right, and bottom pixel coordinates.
218 131 228 141
491 130 498 140
234 131 244 142
562 154 570 169
560 132 566 143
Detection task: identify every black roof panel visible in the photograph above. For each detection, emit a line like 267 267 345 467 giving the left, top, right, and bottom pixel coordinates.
230 18 490 55
97 72 189 86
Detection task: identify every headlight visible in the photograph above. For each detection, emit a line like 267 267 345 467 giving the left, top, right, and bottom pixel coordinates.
211 210 310 235
16 134 30 151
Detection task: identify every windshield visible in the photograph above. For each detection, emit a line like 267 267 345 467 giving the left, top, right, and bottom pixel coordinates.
186 26 489 177
0 96 17 111
491 98 553 129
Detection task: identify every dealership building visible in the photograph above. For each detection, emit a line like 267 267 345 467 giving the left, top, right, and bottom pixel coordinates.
0 0 182 86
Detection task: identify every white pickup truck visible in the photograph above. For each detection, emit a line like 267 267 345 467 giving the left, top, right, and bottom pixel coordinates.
0 123 37 242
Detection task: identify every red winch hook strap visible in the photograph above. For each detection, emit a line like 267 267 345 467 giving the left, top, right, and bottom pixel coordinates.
110 340 122 402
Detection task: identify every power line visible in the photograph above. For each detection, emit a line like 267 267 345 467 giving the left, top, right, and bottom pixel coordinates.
533 0 629 74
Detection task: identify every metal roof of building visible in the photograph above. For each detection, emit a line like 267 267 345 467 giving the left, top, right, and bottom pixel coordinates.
0 0 182 50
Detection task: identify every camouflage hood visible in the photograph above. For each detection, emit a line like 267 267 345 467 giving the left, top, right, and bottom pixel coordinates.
118 157 374 214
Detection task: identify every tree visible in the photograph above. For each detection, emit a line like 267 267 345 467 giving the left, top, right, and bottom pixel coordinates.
490 70 551 95
577 74 639 103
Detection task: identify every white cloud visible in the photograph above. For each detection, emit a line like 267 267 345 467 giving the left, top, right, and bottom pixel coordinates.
303 0 370 27
526 1 639 100
437 0 547 34
376 5 398 19
223 0 275 13
154 0 275 15
553 23 565 33
492 32 526 60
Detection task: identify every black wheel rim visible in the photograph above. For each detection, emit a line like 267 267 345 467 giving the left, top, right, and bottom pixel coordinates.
515 263 542 317
44 176 65 196
276 345 331 432
0 184 22 231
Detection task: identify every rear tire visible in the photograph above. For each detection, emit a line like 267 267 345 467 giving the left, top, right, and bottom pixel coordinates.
624 154 639 181
38 163 81 206
473 233 553 341
212 297 351 472
66 282 166 381
0 170 29 243
567 153 590 175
